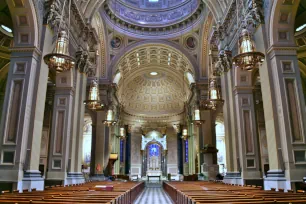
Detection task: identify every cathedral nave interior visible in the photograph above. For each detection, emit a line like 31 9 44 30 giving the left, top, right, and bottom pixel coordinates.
0 0 305 203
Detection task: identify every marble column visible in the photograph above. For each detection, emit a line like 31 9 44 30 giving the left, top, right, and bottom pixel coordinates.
46 70 74 185
113 125 120 175
175 127 183 175
254 26 306 190
221 69 242 184
233 69 261 184
188 123 196 175
125 127 131 175
66 65 87 184
90 122 97 176
254 87 268 177
94 110 107 176
0 47 46 191
201 110 219 180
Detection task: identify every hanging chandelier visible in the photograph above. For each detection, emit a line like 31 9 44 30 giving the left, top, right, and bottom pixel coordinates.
233 28 265 71
117 126 126 140
103 108 117 126
205 77 224 110
84 79 103 110
44 0 75 73
181 126 189 141
192 105 204 126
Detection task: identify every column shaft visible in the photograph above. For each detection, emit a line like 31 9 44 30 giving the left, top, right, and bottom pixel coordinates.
221 70 239 174
46 70 74 185
0 47 45 190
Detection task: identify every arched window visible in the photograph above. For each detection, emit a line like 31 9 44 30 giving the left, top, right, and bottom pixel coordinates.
186 72 195 85
113 72 121 84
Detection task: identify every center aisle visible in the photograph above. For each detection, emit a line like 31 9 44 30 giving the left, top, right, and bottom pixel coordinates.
134 186 174 204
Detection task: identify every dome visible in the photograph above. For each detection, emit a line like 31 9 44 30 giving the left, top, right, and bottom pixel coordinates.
102 0 205 38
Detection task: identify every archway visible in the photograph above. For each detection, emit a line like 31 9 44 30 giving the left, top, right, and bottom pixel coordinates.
141 131 167 177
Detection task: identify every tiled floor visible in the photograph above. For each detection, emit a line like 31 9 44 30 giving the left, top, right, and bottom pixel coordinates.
134 187 174 204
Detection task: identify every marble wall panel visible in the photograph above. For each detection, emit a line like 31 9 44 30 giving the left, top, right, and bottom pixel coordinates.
131 133 141 164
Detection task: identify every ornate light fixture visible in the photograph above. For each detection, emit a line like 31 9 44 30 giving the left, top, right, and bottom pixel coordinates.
233 28 265 71
193 105 204 126
117 126 126 140
84 79 103 110
181 126 189 140
44 0 75 73
205 77 224 110
103 108 117 126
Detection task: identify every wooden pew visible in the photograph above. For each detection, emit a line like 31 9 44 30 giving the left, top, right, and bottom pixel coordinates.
163 181 306 204
0 181 145 204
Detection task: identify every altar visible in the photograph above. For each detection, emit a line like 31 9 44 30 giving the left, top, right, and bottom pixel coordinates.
141 131 168 177
146 170 162 181
146 170 162 176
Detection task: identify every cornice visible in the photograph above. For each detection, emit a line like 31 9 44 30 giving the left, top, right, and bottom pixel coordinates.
267 45 298 54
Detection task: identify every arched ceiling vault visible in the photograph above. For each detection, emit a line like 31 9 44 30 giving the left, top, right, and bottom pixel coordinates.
113 43 194 118
109 40 199 79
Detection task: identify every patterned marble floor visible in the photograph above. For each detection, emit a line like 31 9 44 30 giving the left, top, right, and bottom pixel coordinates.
134 187 174 204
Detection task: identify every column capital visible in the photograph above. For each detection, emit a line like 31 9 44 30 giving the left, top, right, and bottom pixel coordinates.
266 45 298 58
173 124 181 134
214 49 232 76
75 49 97 77
10 46 42 60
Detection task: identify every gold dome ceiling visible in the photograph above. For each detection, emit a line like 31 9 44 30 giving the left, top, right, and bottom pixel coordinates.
114 44 195 118
120 70 186 117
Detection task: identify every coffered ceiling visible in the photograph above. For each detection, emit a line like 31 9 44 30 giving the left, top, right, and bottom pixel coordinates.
121 70 186 117
115 44 194 118
115 45 195 77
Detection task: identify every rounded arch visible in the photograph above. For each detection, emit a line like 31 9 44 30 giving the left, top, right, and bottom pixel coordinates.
145 141 164 151
6 0 39 47
141 131 167 150
200 11 214 78
91 12 107 79
108 40 199 80
269 0 300 46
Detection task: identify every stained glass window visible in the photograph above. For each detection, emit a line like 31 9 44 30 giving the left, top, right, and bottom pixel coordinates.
120 140 124 162
185 140 188 162
148 143 160 157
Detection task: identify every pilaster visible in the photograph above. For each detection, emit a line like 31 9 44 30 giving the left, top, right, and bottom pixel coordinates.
0 47 45 191
233 69 261 183
262 46 306 189
46 70 74 185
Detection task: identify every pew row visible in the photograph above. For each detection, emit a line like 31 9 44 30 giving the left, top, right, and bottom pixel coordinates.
0 181 144 204
163 181 306 204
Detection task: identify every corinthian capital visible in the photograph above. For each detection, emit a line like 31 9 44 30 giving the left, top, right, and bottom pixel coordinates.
214 49 232 76
75 49 89 74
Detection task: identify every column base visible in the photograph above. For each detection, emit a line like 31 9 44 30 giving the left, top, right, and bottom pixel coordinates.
20 170 44 191
264 170 290 191
64 172 85 185
203 164 219 180
90 174 106 181
223 172 243 185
